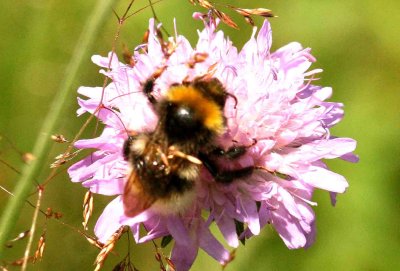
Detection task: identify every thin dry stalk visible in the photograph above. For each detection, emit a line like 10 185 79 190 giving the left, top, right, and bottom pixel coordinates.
21 187 43 271
164 257 176 271
50 134 69 143
94 226 129 271
4 230 30 248
50 149 81 168
85 235 104 250
189 0 275 28
33 233 46 263
82 190 94 230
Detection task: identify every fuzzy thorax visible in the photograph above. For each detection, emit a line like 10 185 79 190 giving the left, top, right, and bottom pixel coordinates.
166 85 225 134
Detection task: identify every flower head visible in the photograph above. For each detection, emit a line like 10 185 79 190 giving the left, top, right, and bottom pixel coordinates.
68 15 357 270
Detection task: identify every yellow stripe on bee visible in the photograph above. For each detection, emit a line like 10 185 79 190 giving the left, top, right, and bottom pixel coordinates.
167 85 225 134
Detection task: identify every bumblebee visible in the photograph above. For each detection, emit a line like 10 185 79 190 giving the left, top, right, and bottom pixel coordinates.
123 77 255 217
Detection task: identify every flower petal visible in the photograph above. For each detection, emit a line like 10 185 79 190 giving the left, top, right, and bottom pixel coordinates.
94 196 124 243
170 240 198 271
199 222 230 263
301 166 349 193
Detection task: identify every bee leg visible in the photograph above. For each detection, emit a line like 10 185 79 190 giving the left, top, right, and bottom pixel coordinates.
211 146 247 159
199 153 254 184
142 78 157 105
211 139 257 160
123 135 137 161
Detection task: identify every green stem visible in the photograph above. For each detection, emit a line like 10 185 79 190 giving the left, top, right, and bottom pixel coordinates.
0 0 116 257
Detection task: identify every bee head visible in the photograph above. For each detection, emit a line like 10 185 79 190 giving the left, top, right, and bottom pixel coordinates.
159 83 226 142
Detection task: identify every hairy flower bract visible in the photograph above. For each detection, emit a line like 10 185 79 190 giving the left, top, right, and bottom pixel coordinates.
68 15 358 270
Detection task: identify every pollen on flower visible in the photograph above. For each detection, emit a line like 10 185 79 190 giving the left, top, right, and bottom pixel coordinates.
68 14 357 271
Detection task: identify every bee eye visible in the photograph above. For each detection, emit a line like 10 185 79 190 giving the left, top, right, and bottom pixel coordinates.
171 105 196 128
165 103 199 138
175 107 193 123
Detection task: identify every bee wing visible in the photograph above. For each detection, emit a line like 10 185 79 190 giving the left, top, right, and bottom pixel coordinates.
123 170 155 217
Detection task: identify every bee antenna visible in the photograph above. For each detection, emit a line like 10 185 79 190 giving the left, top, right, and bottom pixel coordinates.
107 91 142 103
100 106 130 136
227 93 238 109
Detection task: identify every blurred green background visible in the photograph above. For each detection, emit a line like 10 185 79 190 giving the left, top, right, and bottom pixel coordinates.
1 0 399 270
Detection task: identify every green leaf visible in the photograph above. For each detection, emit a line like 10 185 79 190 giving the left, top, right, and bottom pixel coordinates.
161 235 173 248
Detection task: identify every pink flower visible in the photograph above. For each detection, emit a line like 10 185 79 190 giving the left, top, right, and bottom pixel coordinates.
68 15 357 270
